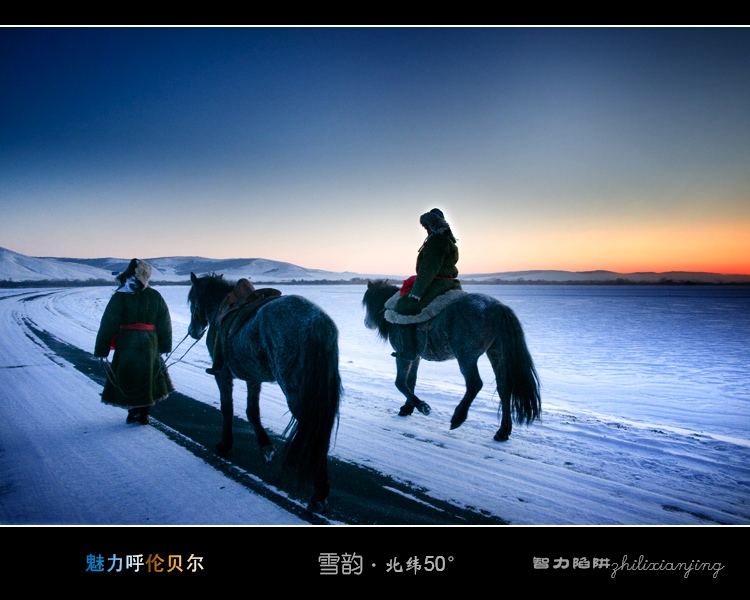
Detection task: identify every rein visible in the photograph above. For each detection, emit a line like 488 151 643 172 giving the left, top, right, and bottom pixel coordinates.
99 356 169 399
99 331 202 398
163 330 203 368
165 299 211 368
99 302 208 397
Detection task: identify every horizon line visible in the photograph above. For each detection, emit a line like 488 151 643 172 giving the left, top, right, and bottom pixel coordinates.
2 246 749 277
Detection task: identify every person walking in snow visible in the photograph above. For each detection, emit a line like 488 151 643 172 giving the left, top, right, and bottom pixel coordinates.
94 258 174 424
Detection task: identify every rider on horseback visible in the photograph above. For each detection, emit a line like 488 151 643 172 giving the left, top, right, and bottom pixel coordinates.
392 208 462 360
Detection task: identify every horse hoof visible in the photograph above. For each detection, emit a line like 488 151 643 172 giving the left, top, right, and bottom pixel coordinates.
261 445 276 462
398 406 414 417
494 431 510 442
215 442 231 457
416 402 431 416
450 420 461 430
308 498 328 513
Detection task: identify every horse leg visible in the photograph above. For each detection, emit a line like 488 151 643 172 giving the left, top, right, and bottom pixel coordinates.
495 387 512 441
309 461 330 513
246 381 275 462
395 357 430 416
488 347 512 441
407 358 430 415
395 358 415 416
215 370 235 456
450 357 483 430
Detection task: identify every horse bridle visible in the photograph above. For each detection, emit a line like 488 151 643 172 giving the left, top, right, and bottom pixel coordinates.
189 298 209 341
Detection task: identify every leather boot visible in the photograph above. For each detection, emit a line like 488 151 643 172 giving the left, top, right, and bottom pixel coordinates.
391 324 418 361
206 342 224 375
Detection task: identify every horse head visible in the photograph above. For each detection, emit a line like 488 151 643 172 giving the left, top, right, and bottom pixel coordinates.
187 272 208 339
188 272 230 339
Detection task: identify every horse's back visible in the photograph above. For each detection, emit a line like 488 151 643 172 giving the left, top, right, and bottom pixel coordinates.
437 292 503 323
255 294 336 332
229 294 338 382
422 292 503 360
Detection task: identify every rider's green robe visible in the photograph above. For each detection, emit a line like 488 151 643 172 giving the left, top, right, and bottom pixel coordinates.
395 232 462 315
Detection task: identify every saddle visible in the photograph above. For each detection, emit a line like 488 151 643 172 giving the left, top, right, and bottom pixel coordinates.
216 279 282 339
384 289 466 325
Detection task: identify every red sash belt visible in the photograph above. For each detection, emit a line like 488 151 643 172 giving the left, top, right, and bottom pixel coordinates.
399 275 455 297
110 323 156 350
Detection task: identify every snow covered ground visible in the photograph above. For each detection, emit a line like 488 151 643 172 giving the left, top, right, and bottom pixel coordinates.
1 284 749 525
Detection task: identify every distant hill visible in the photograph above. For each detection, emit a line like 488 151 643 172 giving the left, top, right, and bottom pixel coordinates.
1 247 749 285
0 247 113 282
0 247 394 284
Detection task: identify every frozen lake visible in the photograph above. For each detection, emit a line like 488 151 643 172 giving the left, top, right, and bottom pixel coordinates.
474 284 750 442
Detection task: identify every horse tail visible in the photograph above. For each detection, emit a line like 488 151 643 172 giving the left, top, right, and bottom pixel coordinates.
494 303 541 425
282 316 342 498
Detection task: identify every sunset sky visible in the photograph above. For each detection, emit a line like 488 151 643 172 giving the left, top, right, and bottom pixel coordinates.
2 27 749 275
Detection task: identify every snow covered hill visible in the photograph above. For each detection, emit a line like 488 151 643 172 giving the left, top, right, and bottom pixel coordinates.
0 247 112 282
0 247 389 283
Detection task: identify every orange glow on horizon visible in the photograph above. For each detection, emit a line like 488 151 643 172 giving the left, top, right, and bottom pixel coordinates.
464 222 750 276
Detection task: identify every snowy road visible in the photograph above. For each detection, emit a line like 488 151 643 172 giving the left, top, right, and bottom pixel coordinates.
1 285 749 525
0 289 305 524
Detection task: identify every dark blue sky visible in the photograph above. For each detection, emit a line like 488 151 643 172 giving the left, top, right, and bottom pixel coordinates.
2 27 749 273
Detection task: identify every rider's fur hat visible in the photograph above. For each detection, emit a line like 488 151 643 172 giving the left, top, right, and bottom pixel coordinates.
116 258 152 289
420 208 451 235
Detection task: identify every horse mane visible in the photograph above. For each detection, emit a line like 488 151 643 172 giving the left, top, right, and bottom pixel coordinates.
362 279 398 342
188 272 234 310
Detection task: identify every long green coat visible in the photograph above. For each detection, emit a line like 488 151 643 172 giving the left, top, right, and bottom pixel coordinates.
395 232 462 315
94 287 174 408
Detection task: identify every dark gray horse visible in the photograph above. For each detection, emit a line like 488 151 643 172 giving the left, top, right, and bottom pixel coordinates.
362 280 540 441
188 273 341 511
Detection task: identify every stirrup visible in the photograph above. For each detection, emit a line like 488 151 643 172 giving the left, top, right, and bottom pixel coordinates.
205 367 223 376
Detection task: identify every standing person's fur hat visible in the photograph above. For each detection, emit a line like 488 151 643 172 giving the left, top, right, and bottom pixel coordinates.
116 258 152 289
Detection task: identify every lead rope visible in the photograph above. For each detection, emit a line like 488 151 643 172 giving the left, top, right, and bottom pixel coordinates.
100 356 155 399
99 317 208 398
163 329 205 368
